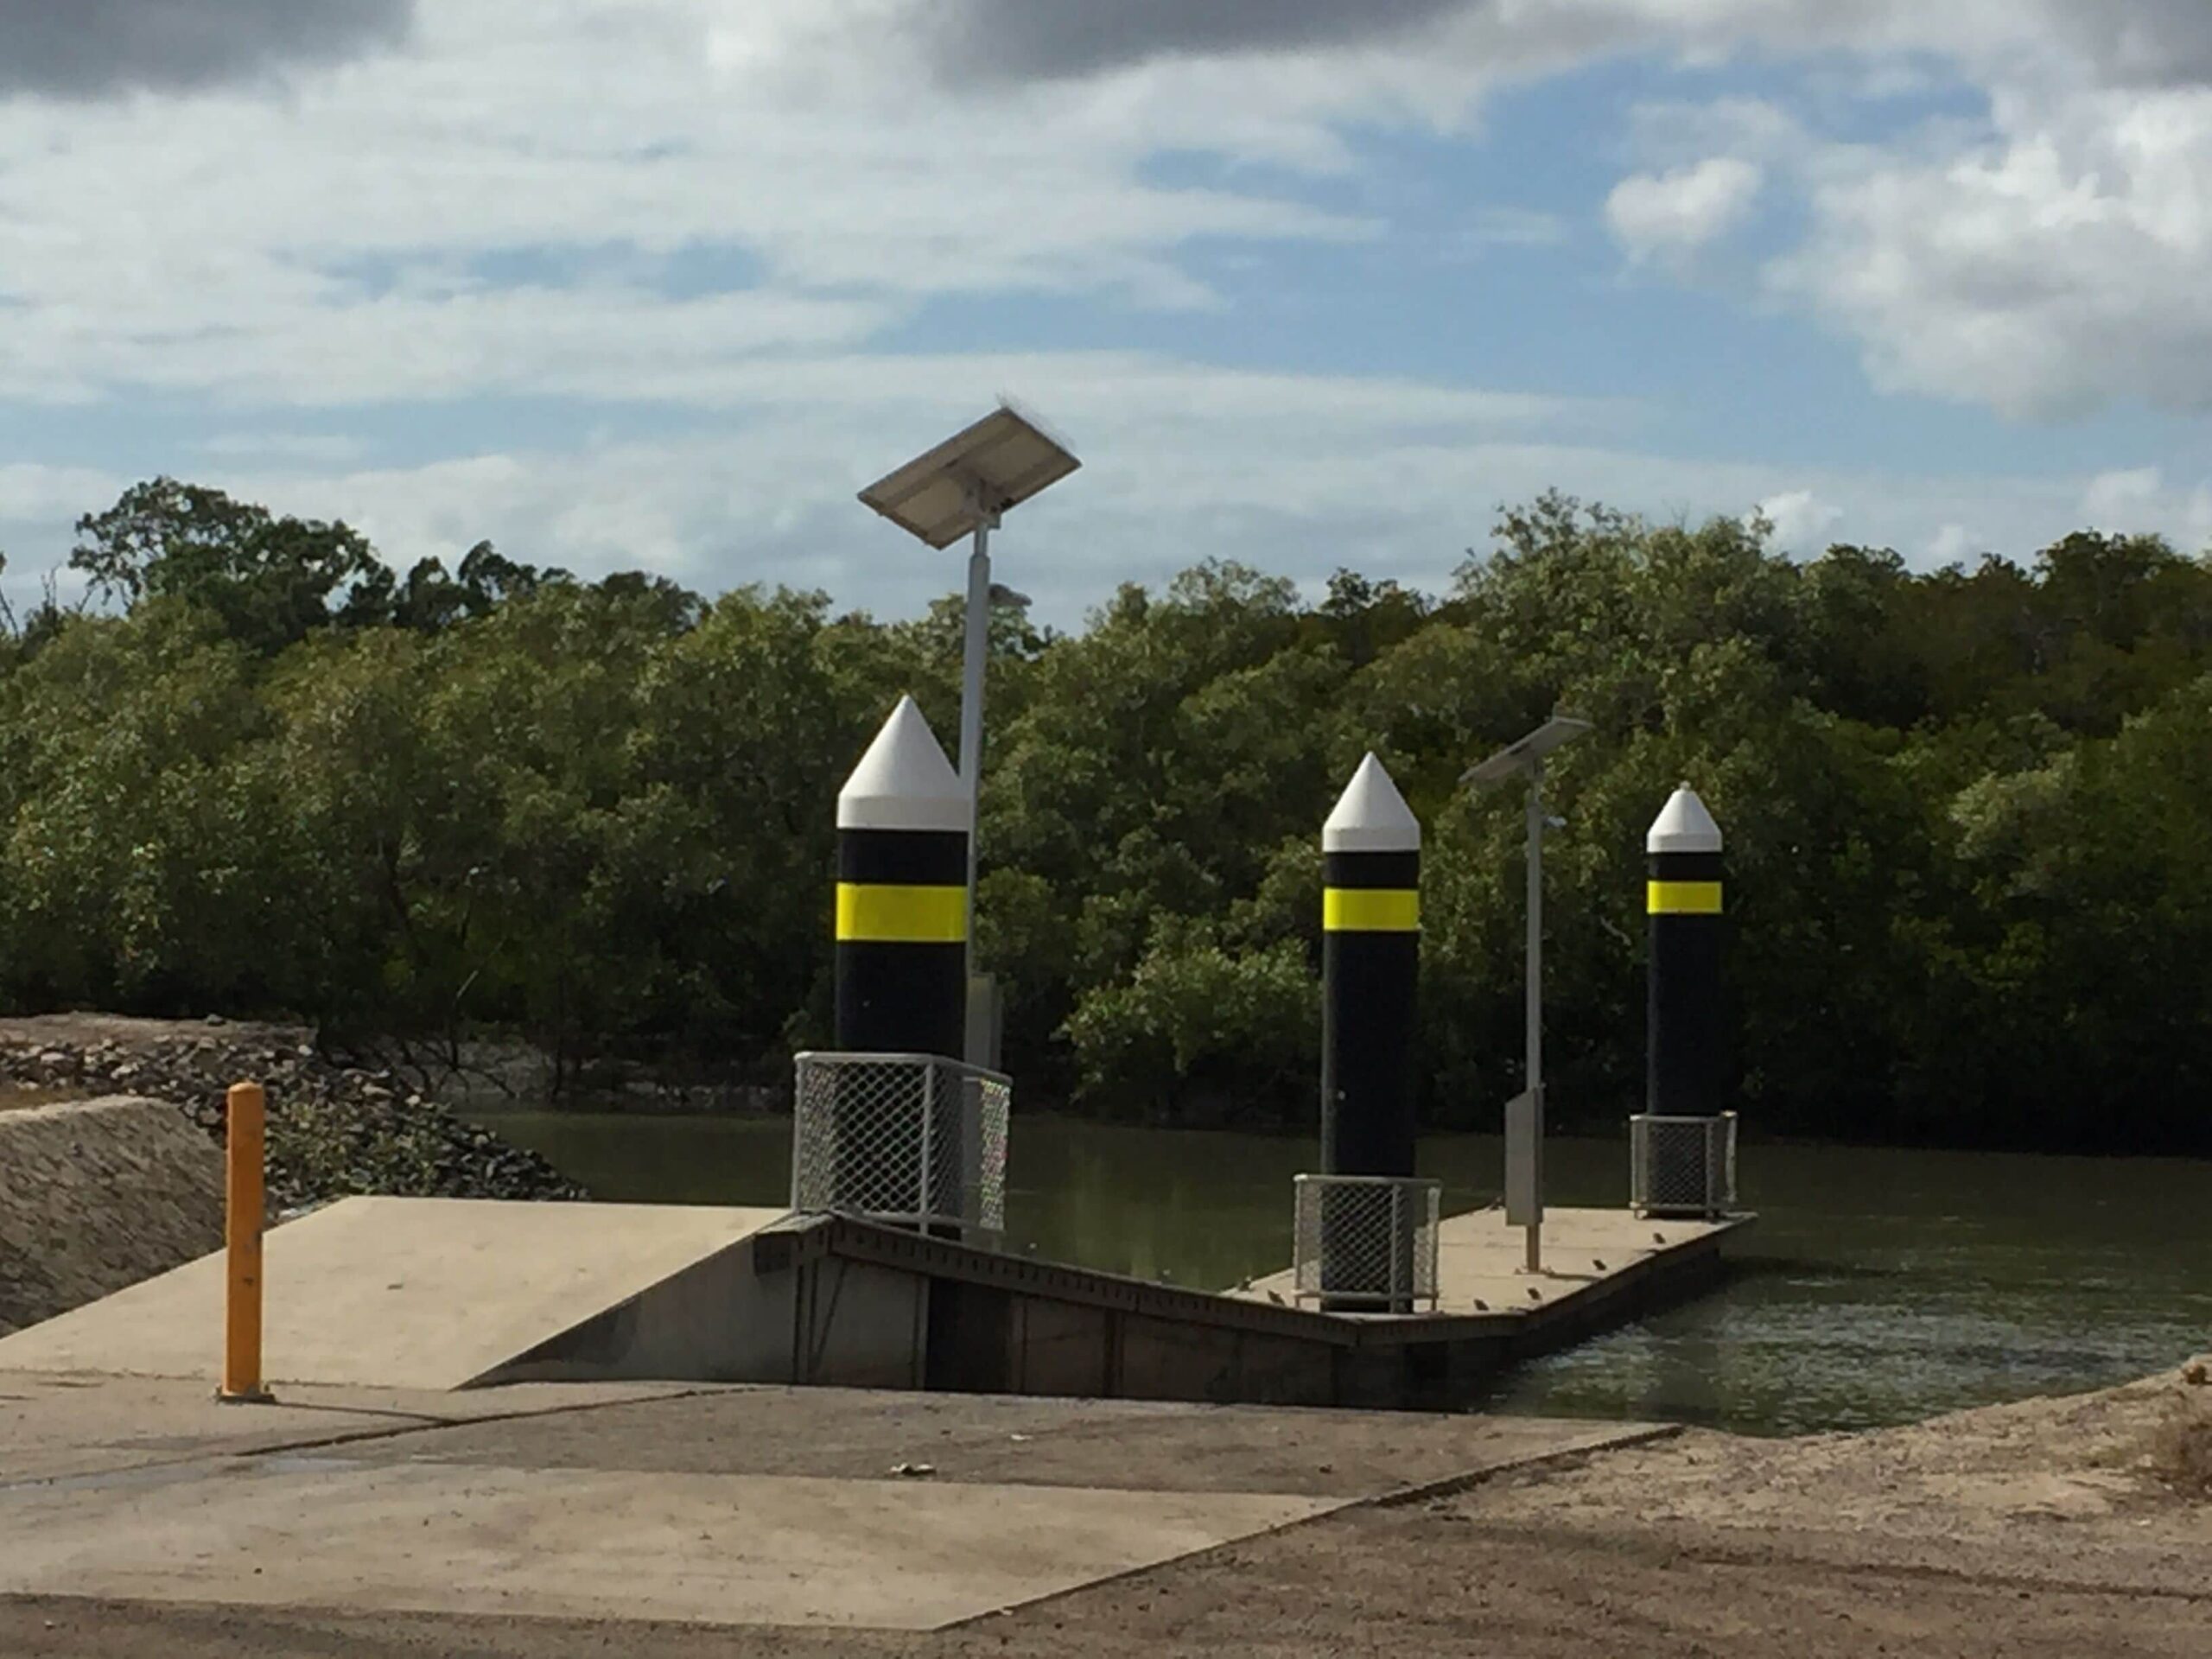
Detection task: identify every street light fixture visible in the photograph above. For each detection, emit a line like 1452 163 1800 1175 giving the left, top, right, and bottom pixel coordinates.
1463 713 1592 1274
858 403 1080 1063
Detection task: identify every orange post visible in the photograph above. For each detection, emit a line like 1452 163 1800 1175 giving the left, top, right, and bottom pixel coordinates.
219 1080 274 1403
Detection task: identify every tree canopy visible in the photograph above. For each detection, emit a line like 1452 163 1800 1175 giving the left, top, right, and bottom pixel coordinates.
3 480 2209 1155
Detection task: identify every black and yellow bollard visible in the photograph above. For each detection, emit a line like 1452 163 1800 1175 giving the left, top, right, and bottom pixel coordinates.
833 696 970 1227
835 695 970 1061
1320 753 1421 1309
1646 785 1725 1116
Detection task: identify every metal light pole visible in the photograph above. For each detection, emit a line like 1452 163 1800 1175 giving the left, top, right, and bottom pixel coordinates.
957 511 995 933
1521 756 1549 1274
1465 715 1592 1275
1527 759 1544 1099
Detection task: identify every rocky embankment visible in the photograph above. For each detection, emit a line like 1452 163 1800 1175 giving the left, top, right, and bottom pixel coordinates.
0 1096 228 1335
0 1015 584 1212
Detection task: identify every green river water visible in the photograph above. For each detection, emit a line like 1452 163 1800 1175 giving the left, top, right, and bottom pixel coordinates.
473 1111 2212 1437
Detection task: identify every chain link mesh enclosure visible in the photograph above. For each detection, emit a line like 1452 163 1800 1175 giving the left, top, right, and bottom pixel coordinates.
1630 1111 1738 1218
1291 1174 1441 1311
791 1052 1008 1240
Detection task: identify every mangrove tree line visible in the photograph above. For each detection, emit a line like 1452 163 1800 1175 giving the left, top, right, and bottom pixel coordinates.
3 479 2209 1154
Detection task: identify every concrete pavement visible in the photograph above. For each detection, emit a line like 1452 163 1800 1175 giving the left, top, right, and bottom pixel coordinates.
0 1371 1670 1632
1 1460 1335 1630
0 1370 702 1485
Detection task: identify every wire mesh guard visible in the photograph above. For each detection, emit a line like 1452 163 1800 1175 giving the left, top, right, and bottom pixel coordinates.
1291 1174 1442 1311
1630 1111 1738 1218
791 1052 1008 1239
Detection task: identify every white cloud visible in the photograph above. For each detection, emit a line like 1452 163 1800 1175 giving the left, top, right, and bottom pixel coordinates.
2082 467 2165 526
3 351 1630 620
8 360 2202 631
2072 466 2212 545
0 285 894 408
1606 157 1764 262
1926 523 1980 565
6 0 2212 622
2188 487 2212 547
0 461 116 525
1771 85 2212 416
1751 488 1843 552
0 1 1376 412
197 432 372 464
0 463 116 610
191 392 2181 629
3 2 2209 426
2044 468 2212 546
206 353 1630 603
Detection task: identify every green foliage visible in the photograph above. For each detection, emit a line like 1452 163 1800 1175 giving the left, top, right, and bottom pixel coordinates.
72 479 389 655
0 603 276 1007
5 477 2212 1153
1063 925 1318 1126
69 480 569 654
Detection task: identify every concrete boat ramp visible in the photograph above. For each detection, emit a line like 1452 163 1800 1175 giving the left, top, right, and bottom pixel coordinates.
0 1370 1675 1634
0 1198 1740 1637
0 1195 1747 1404
0 1198 794 1390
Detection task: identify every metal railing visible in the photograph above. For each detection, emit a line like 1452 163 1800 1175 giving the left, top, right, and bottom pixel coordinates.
1291 1173 1441 1312
791 1052 1009 1241
1629 1111 1738 1218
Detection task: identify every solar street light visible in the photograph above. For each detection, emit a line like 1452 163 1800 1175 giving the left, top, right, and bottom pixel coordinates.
859 404 1080 1062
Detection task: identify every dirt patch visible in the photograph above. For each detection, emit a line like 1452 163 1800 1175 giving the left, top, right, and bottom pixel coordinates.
2142 1361 2212 1497
1467 1351 2212 1524
1455 1352 2212 1609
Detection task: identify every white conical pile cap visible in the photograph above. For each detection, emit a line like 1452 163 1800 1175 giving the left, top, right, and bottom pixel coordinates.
1647 785 1723 855
837 696 969 832
1324 753 1421 854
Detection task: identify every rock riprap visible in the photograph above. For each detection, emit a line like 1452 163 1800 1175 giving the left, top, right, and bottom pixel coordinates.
0 1024 584 1211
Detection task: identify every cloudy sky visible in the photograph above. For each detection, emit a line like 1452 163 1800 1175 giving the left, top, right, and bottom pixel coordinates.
3 0 2210 624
